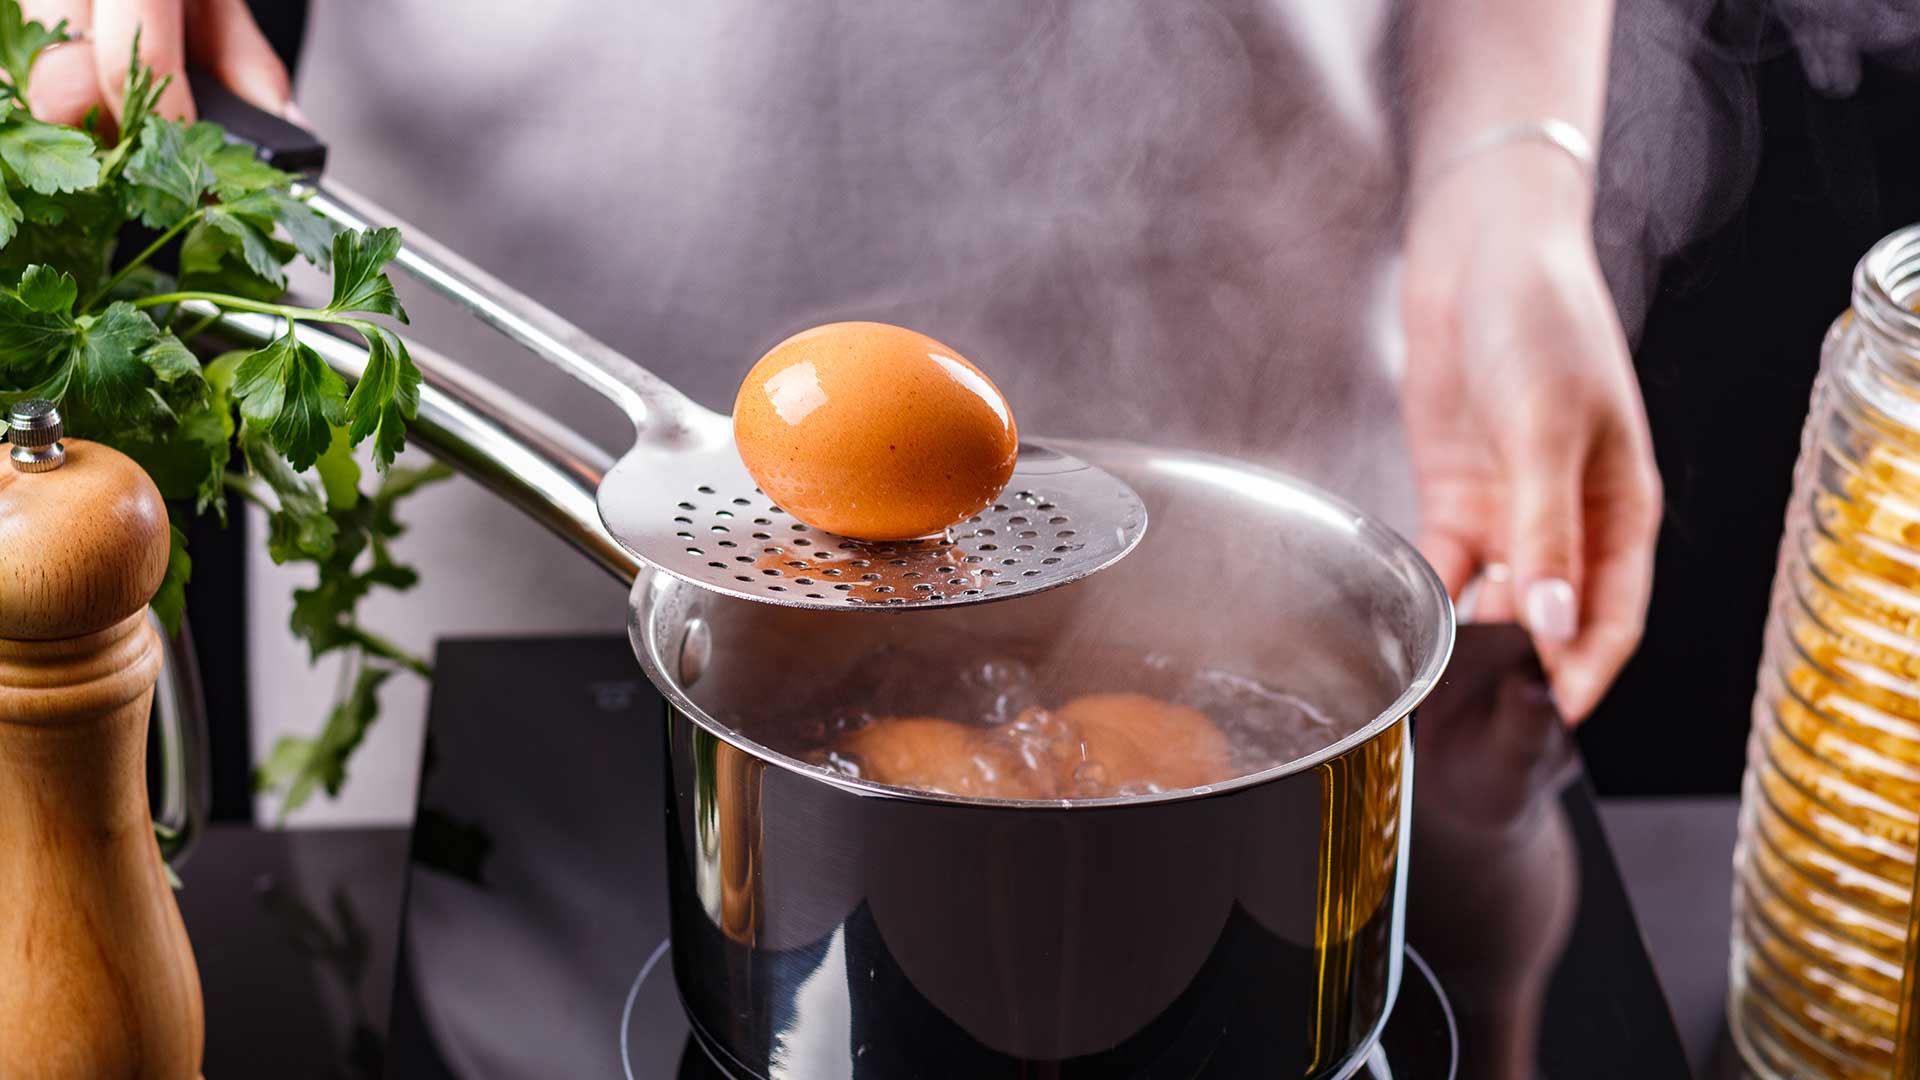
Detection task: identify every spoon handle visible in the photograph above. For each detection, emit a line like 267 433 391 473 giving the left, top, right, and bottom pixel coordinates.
306 182 709 439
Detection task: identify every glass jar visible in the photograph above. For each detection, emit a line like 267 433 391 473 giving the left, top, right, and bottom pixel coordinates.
1733 224 1920 1079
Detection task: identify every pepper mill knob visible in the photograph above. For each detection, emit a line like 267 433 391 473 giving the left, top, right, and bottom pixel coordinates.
7 397 65 472
0 407 204 1077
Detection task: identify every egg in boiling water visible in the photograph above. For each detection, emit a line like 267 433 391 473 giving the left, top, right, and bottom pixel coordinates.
732 322 1019 541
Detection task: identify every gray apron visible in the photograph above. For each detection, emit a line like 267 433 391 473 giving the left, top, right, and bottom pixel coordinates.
261 1 1406 810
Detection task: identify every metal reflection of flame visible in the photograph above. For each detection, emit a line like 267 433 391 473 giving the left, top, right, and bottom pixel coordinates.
1308 720 1407 1073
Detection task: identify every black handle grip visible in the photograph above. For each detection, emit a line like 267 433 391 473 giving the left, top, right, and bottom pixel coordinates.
186 71 327 178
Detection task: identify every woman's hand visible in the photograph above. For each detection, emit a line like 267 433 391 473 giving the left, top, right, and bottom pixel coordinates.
1402 144 1662 723
20 0 292 127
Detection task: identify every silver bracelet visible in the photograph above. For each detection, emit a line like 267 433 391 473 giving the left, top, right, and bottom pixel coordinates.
1417 118 1598 193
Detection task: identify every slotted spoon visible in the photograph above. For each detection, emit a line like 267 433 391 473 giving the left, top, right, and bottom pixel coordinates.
181 83 1147 609
310 191 1148 611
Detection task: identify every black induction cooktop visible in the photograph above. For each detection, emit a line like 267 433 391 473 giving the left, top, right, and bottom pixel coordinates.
383 625 1689 1079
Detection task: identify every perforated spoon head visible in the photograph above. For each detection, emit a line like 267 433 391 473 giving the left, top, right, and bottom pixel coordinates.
596 419 1146 610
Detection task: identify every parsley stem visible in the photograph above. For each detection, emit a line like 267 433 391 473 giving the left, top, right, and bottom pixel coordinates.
221 471 276 512
131 291 338 323
83 209 203 312
335 645 363 700
347 627 432 677
175 311 221 342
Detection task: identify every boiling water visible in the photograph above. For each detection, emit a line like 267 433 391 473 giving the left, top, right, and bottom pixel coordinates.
723 641 1358 800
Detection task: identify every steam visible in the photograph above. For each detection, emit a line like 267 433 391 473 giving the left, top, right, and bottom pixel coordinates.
1598 0 1920 337
1596 0 1763 339
1773 0 1920 95
315 0 1920 510
741 0 1412 525
683 0 1920 530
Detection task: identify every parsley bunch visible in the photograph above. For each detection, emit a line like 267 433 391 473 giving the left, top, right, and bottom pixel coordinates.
0 5 448 819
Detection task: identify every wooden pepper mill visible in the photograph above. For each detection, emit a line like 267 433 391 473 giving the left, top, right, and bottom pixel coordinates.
0 400 204 1078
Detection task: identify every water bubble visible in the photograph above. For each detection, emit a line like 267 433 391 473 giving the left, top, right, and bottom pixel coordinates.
823 750 866 779
1072 762 1110 793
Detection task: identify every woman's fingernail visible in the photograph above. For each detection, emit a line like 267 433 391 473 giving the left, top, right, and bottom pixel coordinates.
1524 579 1578 642
1455 576 1482 622
282 100 311 127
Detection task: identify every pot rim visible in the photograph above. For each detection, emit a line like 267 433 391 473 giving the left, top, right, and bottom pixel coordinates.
628 438 1456 810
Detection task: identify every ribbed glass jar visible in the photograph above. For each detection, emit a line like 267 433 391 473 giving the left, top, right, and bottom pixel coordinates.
1733 224 1920 1079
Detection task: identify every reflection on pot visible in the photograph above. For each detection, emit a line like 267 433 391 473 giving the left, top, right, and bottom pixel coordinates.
1309 721 1407 1073
692 734 764 945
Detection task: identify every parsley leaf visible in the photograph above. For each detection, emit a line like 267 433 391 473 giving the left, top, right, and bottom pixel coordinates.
241 426 336 562
100 30 163 177
17 260 73 311
192 350 241 514
128 349 241 516
314 423 362 509
69 302 164 421
288 570 368 661
0 265 75 386
233 327 347 471
14 188 125 237
256 664 393 819
203 192 290 285
0 1 68 104
204 139 294 201
348 326 421 470
124 117 211 227
177 219 288 302
119 379 229 514
286 457 447 664
150 522 191 636
327 227 408 321
0 185 22 247
267 191 336 266
0 270 171 424
140 332 206 412
0 116 100 194
375 460 453 504
1 188 120 297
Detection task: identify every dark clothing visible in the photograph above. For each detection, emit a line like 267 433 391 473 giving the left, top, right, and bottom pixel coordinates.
1584 33 1920 794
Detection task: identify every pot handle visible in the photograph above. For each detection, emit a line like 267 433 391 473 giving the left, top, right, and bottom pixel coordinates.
192 76 706 444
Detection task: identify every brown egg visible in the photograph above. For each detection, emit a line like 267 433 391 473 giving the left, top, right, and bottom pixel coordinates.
1047 693 1235 794
733 322 1019 541
836 693 1236 800
838 717 1058 800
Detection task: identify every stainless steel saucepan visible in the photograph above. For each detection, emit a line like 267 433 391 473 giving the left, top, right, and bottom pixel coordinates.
191 91 1455 1079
